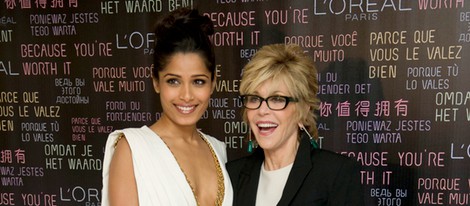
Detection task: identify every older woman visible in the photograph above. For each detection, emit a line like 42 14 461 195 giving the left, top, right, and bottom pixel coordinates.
227 44 364 206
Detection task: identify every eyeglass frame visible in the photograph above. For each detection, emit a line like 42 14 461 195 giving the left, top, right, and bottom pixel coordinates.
240 95 299 111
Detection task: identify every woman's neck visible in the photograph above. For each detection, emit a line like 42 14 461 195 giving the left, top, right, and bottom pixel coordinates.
263 140 299 171
150 115 198 142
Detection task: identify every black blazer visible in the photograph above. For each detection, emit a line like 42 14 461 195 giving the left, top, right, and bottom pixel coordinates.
226 134 365 206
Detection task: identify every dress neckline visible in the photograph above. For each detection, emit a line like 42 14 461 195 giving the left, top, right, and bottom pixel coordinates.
156 129 225 206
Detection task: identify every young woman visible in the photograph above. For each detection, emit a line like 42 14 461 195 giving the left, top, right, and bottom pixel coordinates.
101 8 233 206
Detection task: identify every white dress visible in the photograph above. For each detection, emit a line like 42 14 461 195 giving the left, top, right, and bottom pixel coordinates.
101 126 233 206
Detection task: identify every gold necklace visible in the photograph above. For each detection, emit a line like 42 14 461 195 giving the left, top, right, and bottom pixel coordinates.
162 131 225 206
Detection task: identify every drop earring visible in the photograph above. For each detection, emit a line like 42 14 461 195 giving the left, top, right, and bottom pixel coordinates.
247 129 253 153
299 123 319 149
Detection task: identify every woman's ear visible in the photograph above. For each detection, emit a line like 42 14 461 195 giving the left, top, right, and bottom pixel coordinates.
305 104 311 112
211 75 217 94
297 103 310 125
152 77 160 94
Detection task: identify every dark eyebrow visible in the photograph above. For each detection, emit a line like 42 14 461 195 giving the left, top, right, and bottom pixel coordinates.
193 74 210 78
163 73 210 78
163 73 180 78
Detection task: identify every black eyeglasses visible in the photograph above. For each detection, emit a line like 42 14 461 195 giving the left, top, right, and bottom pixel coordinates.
240 95 298 111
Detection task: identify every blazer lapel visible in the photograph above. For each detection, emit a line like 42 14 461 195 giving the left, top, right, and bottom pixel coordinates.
277 136 313 206
237 148 264 206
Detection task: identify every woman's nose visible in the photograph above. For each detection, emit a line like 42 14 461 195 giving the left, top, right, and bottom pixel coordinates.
179 84 194 101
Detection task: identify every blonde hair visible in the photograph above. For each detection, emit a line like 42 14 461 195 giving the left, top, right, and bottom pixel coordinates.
240 44 320 139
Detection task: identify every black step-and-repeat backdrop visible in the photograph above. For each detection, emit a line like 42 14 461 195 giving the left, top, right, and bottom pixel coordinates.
1 0 469 205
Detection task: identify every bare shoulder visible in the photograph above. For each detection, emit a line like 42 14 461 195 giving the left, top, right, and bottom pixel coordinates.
108 135 139 206
110 134 132 168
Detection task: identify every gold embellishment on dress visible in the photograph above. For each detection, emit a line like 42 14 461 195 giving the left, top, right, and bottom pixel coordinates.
162 132 225 206
114 133 125 149
199 132 225 206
